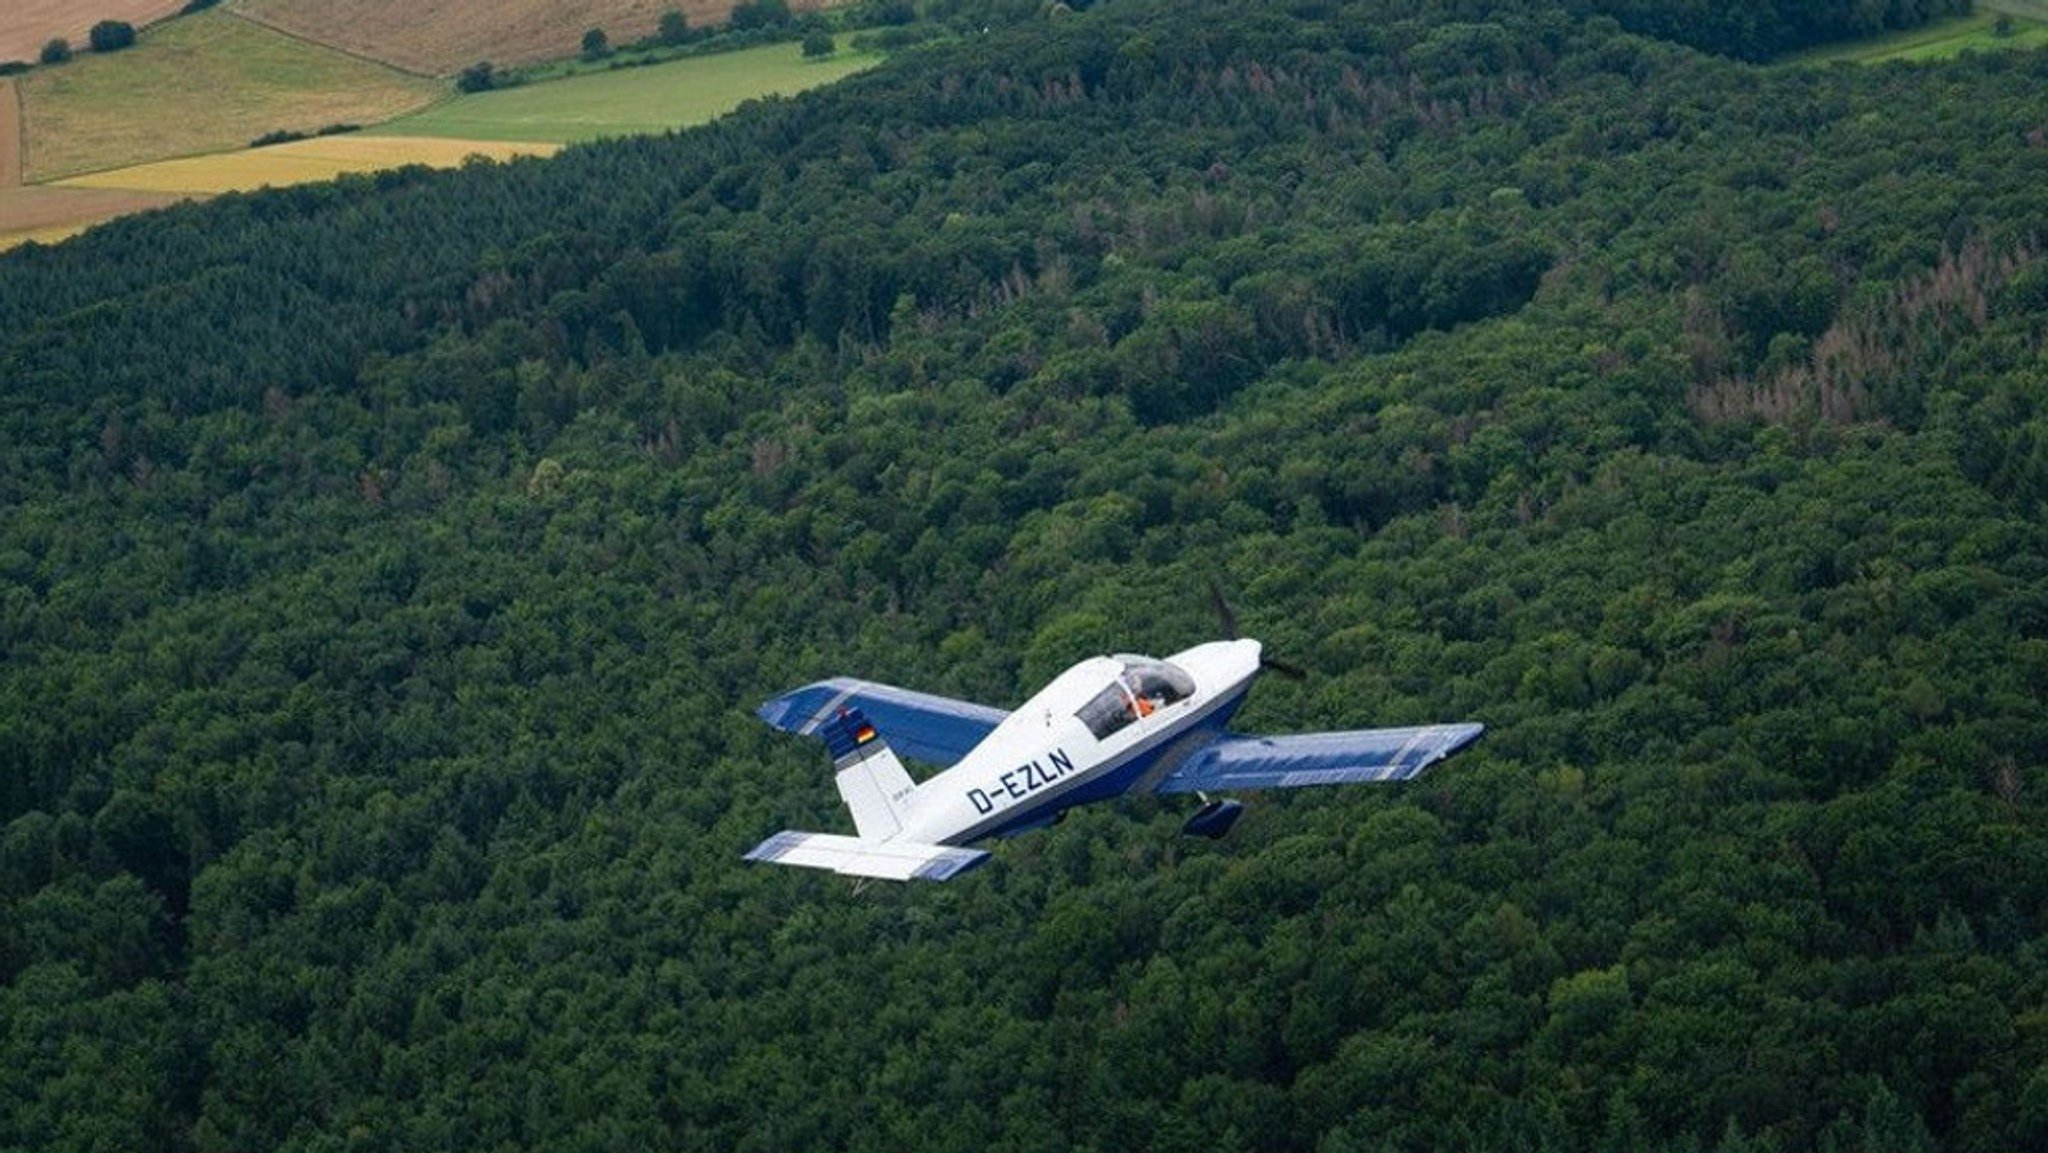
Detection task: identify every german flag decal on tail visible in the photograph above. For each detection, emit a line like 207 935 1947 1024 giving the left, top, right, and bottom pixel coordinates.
823 707 882 761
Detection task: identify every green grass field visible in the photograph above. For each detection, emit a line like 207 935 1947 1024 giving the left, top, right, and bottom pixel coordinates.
18 11 440 181
372 42 878 144
1982 0 2048 22
1781 10 2048 66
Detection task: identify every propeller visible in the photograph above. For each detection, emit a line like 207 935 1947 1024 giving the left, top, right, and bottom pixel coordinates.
1208 579 1309 681
1208 580 1240 641
1261 652 1309 681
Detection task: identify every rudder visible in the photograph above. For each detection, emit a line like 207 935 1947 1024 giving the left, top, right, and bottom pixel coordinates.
821 707 917 839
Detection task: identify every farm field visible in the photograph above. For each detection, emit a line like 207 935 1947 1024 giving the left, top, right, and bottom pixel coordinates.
231 0 764 74
0 135 551 247
1781 9 2048 65
0 0 183 64
58 134 559 194
375 41 878 143
2 80 21 187
16 11 440 181
0 185 186 250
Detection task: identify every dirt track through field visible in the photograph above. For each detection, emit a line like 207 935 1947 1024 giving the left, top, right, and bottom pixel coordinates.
1 80 21 188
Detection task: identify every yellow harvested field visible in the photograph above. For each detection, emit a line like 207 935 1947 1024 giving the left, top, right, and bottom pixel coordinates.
18 12 441 181
0 0 184 64
0 223 88 249
58 134 559 194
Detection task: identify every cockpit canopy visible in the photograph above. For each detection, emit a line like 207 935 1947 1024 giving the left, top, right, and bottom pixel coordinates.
1075 655 1198 740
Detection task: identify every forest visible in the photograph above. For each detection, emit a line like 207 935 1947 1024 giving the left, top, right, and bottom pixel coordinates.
2 0 2046 1150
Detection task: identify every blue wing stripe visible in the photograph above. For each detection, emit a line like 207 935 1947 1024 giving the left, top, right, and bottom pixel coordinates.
757 678 1007 769
913 849 993 881
1156 723 1483 794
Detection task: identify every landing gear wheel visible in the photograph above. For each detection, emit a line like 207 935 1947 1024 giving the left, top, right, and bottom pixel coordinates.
1182 795 1245 840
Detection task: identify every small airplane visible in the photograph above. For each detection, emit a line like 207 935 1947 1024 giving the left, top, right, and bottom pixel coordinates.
745 619 1484 882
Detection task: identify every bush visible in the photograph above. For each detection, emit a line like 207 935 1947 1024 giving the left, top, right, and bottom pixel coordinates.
580 27 611 60
39 38 71 65
249 129 309 148
457 61 496 92
801 29 835 57
658 10 690 45
89 21 137 52
729 0 793 30
0 60 29 77
852 26 936 50
866 0 917 26
178 0 220 11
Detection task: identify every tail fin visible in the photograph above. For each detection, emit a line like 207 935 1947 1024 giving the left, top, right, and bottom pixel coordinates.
822 707 917 840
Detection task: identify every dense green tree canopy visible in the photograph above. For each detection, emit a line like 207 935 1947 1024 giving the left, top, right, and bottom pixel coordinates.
88 20 138 53
2 1 2045 1151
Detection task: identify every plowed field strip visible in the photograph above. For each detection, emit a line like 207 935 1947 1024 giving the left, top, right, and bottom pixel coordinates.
1 80 21 188
0 185 187 248
0 0 183 63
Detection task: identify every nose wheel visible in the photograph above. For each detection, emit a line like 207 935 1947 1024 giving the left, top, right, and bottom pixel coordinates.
1181 793 1245 839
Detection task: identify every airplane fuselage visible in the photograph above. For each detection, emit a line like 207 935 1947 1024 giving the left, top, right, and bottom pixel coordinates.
894 640 1264 845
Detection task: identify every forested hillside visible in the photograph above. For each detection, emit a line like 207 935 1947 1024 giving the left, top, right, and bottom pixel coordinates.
3 1 2046 1150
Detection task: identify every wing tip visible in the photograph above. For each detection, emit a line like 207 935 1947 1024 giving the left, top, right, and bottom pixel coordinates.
755 678 865 734
744 830 810 862
913 849 992 882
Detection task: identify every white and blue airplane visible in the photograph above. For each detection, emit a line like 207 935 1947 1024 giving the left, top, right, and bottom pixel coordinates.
745 634 1483 882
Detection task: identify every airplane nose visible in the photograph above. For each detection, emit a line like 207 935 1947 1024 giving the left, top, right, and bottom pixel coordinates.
1234 638 1263 678
1168 639 1264 694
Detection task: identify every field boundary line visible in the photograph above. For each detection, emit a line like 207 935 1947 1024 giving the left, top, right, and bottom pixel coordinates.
223 8 441 79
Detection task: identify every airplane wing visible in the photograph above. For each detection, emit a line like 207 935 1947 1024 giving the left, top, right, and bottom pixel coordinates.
744 830 990 882
756 677 1008 769
1153 723 1483 794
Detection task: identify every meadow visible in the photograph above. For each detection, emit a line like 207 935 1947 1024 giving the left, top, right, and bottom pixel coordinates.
16 11 440 181
373 41 876 143
1780 8 2048 65
4 27 876 245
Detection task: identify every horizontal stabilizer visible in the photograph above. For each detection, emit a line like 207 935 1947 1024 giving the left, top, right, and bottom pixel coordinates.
1156 723 1484 794
744 831 990 882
